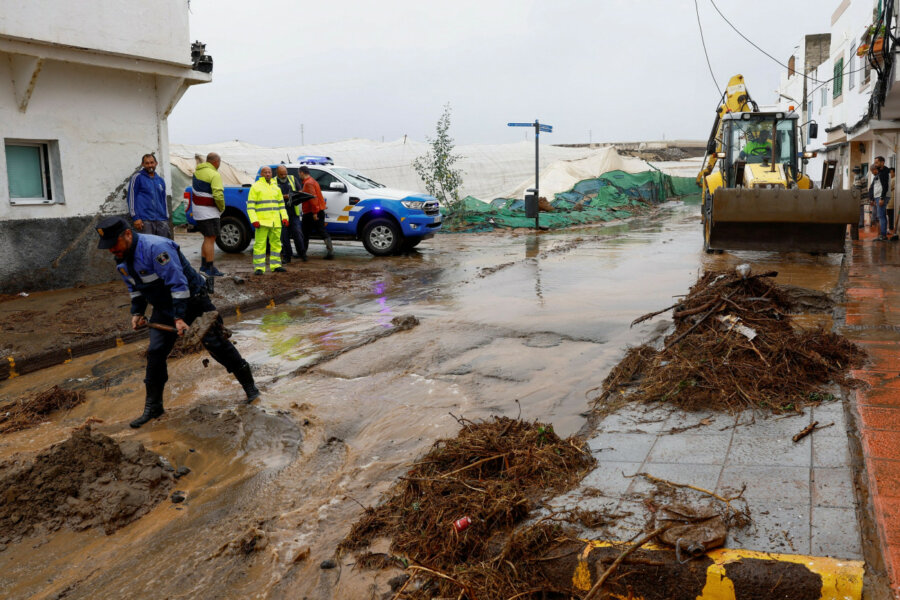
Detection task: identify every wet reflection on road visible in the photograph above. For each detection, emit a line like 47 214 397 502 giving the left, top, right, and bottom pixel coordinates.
0 202 847 599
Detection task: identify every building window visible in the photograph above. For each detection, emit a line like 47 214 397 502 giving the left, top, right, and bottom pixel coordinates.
833 58 843 98
849 47 856 90
4 140 62 205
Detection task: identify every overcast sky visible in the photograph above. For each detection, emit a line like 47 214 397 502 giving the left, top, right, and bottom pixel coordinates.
168 0 834 147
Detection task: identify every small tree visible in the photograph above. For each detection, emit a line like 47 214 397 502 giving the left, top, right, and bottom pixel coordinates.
413 104 464 224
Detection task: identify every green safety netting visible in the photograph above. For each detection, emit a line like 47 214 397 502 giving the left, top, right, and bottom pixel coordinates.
170 165 192 226
172 201 187 226
443 170 699 231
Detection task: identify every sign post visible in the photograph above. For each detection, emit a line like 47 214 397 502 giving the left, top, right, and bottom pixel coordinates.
508 120 553 229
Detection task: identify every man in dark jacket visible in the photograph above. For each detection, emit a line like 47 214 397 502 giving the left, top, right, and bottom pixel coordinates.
871 157 891 240
275 165 307 263
96 216 259 428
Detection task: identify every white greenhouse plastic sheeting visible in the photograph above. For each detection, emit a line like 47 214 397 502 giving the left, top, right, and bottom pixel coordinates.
170 155 253 187
501 147 652 200
170 138 696 201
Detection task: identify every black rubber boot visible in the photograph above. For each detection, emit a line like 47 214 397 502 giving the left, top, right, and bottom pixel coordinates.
234 361 260 404
130 383 164 428
324 238 334 260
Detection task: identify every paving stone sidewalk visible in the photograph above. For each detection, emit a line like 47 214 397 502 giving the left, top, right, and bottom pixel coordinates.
840 226 900 596
553 399 862 560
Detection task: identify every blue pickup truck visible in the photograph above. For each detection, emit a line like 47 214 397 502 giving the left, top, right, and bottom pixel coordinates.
184 157 442 256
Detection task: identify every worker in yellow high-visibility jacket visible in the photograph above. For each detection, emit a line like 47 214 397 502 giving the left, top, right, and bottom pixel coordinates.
247 166 289 274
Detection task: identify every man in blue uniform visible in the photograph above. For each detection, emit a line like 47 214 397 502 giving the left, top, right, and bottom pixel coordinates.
127 154 172 239
96 216 259 428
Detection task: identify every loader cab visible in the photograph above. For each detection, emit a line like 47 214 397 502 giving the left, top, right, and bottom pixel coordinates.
721 112 799 187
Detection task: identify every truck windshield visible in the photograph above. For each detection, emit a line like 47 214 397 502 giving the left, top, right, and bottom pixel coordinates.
728 117 795 167
333 168 385 190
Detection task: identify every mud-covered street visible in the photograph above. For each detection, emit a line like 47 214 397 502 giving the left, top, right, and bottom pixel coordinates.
0 202 870 599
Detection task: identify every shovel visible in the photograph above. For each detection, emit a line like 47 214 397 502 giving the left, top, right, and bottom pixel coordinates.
138 311 221 347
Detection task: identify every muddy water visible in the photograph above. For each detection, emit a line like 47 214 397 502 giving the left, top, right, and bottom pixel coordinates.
0 202 846 599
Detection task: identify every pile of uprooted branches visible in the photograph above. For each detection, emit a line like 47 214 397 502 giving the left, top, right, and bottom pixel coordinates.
597 269 866 413
339 416 596 599
0 385 85 434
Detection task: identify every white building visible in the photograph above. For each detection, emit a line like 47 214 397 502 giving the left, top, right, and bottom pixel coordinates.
773 0 900 200
775 34 833 185
824 0 899 190
0 0 210 293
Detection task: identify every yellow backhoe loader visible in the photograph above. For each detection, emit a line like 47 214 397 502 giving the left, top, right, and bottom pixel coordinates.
698 75 857 253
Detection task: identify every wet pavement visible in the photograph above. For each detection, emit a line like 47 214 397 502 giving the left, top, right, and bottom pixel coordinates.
839 225 900 597
0 201 877 599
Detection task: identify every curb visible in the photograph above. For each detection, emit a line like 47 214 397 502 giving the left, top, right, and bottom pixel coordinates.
555 539 863 600
0 289 301 383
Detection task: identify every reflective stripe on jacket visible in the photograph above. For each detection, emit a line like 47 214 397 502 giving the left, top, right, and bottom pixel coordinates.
247 178 288 226
116 232 207 320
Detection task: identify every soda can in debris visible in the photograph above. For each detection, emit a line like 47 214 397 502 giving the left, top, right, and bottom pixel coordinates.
453 516 472 533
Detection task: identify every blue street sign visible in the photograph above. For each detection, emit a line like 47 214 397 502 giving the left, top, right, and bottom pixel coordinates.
539 125 553 133
507 122 533 127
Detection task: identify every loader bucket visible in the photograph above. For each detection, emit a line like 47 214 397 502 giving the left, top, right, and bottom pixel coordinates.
706 188 859 253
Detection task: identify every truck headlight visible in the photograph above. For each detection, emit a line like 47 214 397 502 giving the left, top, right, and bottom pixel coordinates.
401 201 426 210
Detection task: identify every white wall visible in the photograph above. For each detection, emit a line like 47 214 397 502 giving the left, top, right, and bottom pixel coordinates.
830 0 877 131
774 40 833 184
0 58 168 220
0 0 191 65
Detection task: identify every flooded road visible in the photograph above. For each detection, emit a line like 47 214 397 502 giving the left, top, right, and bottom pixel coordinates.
0 201 848 599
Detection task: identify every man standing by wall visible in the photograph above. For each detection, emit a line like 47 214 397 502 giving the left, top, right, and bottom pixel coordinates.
192 152 226 276
299 166 334 260
873 157 891 241
248 166 289 274
128 154 172 239
275 165 307 263
95 216 259 428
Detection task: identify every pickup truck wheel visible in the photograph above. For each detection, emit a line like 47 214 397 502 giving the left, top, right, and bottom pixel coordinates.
362 218 401 256
216 215 251 253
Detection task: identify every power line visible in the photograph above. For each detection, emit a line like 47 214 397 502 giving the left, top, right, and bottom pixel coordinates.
708 0 798 76
694 0 722 97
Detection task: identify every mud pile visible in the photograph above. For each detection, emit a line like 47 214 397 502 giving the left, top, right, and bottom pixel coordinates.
0 385 85 434
600 269 866 413
340 417 595 599
0 425 174 543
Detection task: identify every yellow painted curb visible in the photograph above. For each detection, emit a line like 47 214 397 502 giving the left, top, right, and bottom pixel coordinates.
6 355 18 378
572 540 863 600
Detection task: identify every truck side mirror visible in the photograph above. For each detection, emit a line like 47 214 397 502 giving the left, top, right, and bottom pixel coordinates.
808 123 818 139
707 140 717 154
329 181 347 192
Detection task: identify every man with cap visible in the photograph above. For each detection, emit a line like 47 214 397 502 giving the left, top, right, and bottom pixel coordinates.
96 216 260 428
